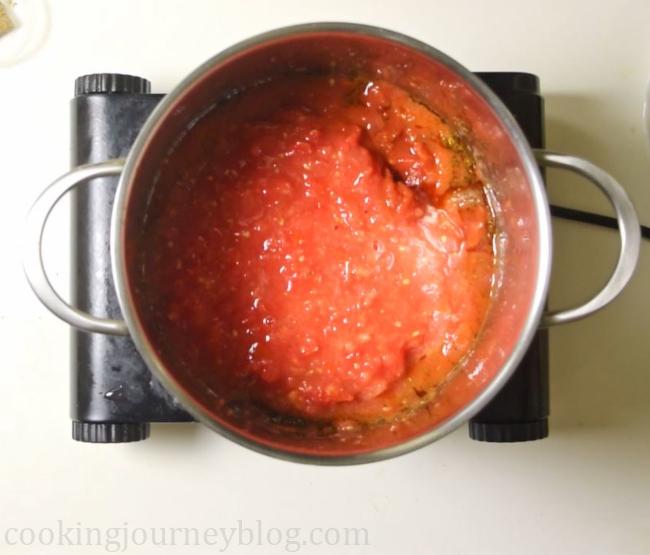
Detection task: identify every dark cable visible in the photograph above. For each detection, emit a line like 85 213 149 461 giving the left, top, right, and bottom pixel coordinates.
550 204 650 241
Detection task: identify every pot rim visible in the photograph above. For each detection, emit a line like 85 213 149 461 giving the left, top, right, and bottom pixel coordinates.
110 21 552 465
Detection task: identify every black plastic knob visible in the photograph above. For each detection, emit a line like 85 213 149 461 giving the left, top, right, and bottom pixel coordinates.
475 72 539 95
469 419 548 442
72 421 150 443
74 73 151 97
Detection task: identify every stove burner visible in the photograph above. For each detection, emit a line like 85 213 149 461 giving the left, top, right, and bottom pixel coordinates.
70 72 549 443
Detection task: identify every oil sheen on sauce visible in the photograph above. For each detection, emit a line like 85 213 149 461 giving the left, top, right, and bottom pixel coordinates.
139 75 495 426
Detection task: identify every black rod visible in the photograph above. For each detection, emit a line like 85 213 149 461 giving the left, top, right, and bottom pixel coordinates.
550 204 650 241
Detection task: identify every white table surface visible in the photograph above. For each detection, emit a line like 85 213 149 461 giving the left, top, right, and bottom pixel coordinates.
1 1 649 553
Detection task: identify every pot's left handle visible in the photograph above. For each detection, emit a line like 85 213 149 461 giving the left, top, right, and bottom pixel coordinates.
24 159 130 336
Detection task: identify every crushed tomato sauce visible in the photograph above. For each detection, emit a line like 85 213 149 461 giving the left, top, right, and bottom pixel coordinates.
138 75 495 425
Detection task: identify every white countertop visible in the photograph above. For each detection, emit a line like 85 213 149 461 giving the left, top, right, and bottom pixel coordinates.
1 1 649 553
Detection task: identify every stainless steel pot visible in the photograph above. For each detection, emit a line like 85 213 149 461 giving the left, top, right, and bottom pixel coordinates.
24 23 641 464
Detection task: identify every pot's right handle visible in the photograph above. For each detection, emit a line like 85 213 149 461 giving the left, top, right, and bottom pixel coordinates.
534 149 641 327
23 159 129 336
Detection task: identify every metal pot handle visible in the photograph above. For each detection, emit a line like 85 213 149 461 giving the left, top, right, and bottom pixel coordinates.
534 149 641 327
23 159 129 336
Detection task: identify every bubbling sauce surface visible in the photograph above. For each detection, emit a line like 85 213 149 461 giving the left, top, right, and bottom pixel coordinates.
139 75 494 424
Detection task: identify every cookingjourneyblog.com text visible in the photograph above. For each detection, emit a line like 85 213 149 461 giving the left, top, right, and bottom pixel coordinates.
1 520 371 552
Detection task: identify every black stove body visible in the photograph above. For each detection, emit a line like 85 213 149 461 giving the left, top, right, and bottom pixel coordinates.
70 72 548 444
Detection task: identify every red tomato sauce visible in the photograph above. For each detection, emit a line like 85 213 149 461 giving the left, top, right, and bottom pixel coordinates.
138 75 494 426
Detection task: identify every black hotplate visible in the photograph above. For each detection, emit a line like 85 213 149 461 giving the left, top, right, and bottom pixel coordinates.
69 72 549 444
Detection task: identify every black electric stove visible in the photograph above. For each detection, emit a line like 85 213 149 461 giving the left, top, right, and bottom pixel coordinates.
69 72 549 444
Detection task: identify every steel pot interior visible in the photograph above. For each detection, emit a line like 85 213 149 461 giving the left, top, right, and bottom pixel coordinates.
112 23 551 464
